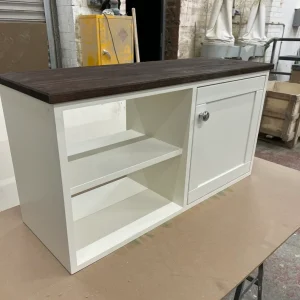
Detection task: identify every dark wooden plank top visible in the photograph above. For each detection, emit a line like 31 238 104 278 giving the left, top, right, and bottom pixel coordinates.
0 58 273 104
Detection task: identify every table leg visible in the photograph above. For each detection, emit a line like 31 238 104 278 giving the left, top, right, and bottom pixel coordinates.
234 281 245 300
257 264 264 300
233 263 264 300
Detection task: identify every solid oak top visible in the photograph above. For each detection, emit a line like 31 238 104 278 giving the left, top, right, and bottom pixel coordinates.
1 158 299 299
0 58 273 104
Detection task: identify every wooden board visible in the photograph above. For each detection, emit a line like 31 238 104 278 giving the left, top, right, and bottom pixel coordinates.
69 137 183 195
67 129 145 158
260 116 297 141
0 22 49 73
0 58 273 104
290 70 300 83
260 81 300 146
1 158 300 299
269 81 300 96
72 177 148 221
75 186 181 266
263 97 300 119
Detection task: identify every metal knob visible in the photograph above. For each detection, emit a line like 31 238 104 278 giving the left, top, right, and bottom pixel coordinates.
199 111 210 122
102 49 111 59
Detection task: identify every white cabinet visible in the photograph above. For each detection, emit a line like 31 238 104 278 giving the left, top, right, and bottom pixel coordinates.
1 70 269 274
188 76 266 204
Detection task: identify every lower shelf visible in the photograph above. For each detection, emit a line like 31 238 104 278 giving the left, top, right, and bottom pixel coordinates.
74 183 182 266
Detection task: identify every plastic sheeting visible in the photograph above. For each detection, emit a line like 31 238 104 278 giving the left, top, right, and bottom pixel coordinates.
238 0 267 45
205 0 235 45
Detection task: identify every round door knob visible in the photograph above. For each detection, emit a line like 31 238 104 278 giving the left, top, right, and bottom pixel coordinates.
199 111 210 122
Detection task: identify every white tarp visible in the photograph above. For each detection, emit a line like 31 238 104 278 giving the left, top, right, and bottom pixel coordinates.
238 0 267 45
205 0 235 45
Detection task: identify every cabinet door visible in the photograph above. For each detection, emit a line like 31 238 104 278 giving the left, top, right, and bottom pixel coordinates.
99 17 133 65
188 81 265 204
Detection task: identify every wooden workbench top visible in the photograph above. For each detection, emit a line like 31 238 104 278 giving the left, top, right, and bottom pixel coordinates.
0 58 273 104
0 158 299 299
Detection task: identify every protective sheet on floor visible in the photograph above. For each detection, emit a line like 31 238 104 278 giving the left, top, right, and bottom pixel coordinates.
238 0 267 46
205 0 234 45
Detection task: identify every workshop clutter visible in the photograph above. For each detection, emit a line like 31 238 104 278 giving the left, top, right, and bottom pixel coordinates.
260 81 300 148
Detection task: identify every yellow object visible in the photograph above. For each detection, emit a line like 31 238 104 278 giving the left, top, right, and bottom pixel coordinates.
79 15 134 66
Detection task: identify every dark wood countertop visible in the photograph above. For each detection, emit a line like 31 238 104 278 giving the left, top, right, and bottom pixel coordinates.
0 58 273 104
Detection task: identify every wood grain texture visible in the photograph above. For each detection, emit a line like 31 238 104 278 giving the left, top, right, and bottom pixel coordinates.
0 58 273 104
261 81 300 146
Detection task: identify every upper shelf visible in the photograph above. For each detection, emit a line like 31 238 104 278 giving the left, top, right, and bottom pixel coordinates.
67 129 145 159
69 137 182 196
0 58 273 104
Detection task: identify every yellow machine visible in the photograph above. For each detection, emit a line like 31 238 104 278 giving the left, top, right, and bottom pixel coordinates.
79 15 134 66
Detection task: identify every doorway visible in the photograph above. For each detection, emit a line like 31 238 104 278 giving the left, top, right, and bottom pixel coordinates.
126 0 165 62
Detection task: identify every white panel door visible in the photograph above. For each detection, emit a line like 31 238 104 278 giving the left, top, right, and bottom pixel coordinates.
188 82 265 204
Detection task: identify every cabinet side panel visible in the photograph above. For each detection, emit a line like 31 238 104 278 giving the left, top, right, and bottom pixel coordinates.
79 17 100 66
0 86 71 272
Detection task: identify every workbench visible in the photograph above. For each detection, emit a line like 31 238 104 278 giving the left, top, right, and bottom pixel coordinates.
0 58 273 274
1 158 300 299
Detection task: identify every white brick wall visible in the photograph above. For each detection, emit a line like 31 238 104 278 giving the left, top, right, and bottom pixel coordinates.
178 0 208 58
56 0 126 67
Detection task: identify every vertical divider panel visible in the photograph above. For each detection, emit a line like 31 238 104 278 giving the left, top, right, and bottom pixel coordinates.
126 89 194 206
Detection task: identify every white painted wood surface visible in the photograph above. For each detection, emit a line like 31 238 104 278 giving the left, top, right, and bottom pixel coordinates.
75 187 181 266
72 177 147 221
126 89 194 206
0 71 269 273
196 76 265 105
69 138 183 196
0 86 73 272
188 80 265 204
67 129 145 158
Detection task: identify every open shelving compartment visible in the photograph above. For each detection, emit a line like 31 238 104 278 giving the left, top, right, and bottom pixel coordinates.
62 88 194 269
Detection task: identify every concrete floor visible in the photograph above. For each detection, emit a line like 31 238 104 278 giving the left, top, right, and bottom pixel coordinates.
256 139 300 171
223 140 300 300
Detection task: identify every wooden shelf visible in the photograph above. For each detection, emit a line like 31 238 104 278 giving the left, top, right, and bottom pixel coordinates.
72 177 148 221
67 130 145 159
74 184 182 266
69 138 182 196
